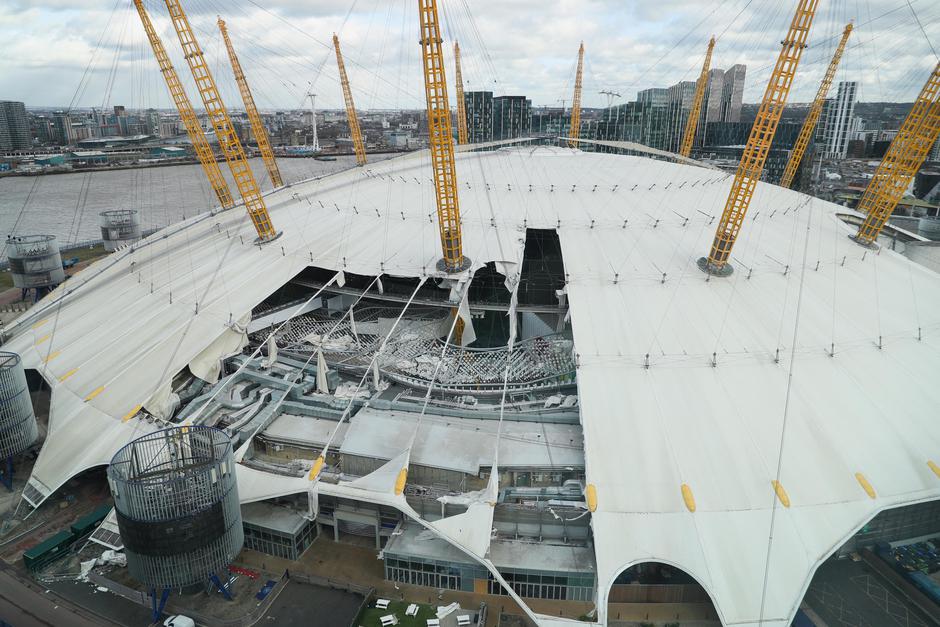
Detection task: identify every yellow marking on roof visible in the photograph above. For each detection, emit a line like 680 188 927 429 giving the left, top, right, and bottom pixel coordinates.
308 456 325 480
122 404 143 423
771 480 791 508
35 335 51 345
58 368 79 383
32 319 50 330
681 483 696 512
84 386 106 402
855 472 876 499
42 351 60 364
928 460 940 479
585 483 597 512
394 468 409 495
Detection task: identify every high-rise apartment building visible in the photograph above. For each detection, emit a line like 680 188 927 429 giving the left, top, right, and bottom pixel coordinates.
493 96 531 140
696 65 746 146
52 111 72 145
719 64 746 123
819 81 858 159
0 101 31 151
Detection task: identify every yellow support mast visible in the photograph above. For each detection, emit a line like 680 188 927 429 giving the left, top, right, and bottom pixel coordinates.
162 0 277 242
779 23 853 189
418 0 468 273
132 0 233 210
218 18 283 188
679 37 715 158
333 34 368 167
454 41 469 145
568 42 585 148
854 62 940 246
701 0 820 275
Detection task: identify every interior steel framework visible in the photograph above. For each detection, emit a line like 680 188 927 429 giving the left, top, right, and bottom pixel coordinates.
163 0 278 242
418 0 466 272
568 43 585 149
679 37 715 158
454 41 469 145
704 0 820 272
334 34 368 167
779 23 853 189
133 0 234 210
219 18 284 188
854 62 940 245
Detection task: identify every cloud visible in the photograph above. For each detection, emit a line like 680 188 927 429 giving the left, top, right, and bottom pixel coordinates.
1 0 938 109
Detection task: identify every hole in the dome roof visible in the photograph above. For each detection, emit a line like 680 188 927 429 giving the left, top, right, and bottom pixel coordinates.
519 228 566 307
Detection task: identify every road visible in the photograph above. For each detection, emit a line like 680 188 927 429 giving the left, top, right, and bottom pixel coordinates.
0 568 123 627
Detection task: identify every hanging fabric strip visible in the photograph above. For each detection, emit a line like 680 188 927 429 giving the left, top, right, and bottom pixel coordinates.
456 286 477 347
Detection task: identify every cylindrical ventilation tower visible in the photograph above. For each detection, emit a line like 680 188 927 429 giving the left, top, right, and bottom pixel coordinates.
107 427 243 589
99 210 142 251
6 235 65 290
0 352 39 459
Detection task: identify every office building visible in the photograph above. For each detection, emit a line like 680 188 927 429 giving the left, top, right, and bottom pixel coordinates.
464 90 493 143
492 95 531 140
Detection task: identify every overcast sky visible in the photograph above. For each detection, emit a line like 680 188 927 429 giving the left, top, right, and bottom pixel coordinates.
1 0 938 111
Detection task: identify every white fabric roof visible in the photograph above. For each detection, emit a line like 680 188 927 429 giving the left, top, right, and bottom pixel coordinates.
4 146 940 626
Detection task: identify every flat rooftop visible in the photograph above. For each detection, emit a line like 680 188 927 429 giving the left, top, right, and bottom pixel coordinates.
340 407 584 475
241 501 309 535
386 523 596 575
262 413 348 449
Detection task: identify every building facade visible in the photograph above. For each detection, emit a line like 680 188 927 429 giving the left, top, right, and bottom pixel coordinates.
819 81 858 159
0 101 31 151
492 96 531 140
464 91 494 143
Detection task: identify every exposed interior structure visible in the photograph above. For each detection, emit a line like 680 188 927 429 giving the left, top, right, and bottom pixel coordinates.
3 144 940 627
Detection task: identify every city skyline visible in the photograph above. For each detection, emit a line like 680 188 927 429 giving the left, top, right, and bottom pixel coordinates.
1 0 937 111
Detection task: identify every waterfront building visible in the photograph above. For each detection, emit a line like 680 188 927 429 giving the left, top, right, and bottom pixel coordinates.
0 101 31 151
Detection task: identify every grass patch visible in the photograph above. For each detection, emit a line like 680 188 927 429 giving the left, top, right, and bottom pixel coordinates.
0 244 110 291
61 243 108 263
356 600 437 627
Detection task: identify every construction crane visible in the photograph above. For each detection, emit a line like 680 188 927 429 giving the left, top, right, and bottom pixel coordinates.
854 62 940 246
132 0 233 210
162 0 278 242
779 23 853 189
333 34 368 166
454 41 469 145
418 0 468 274
679 37 715 158
568 42 585 148
218 18 283 188
701 0 820 275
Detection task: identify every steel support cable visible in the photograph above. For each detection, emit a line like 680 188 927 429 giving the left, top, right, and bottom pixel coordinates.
182 273 343 425
491 283 522 472
249 276 382 438
906 0 938 60
403 291 467 451
316 278 427 461
757 198 815 624
68 0 123 112
0 176 42 261
235 0 423 103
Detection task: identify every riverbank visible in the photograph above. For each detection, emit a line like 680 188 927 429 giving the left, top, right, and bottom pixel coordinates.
0 149 410 178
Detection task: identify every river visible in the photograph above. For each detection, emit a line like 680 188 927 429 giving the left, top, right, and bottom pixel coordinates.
0 155 394 250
